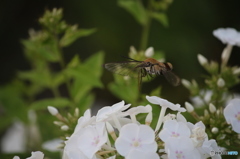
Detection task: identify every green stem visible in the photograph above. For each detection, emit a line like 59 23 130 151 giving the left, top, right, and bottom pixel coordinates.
140 16 151 51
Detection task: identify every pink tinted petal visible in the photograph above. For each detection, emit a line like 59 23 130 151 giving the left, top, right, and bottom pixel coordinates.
138 125 155 144
176 122 191 137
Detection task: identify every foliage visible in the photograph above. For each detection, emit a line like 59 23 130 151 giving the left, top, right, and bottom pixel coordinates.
0 8 103 151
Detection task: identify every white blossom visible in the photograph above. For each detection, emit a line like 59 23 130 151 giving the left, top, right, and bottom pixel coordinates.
115 123 157 157
64 122 107 159
159 120 191 142
223 98 240 133
213 28 240 46
165 136 201 159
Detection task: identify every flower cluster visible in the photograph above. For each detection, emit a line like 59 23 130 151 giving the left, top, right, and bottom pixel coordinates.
59 96 223 159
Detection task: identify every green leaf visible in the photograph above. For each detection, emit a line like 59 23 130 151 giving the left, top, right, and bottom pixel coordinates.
67 54 81 68
76 93 94 113
118 0 148 25
30 98 71 110
18 70 51 87
149 12 168 27
60 27 96 47
108 75 139 104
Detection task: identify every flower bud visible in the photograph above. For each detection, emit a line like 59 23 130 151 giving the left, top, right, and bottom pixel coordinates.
181 79 191 88
197 54 208 66
48 106 58 116
204 109 209 116
211 127 219 134
53 121 63 126
217 78 225 87
106 122 114 134
145 111 152 125
145 47 154 57
233 67 240 75
209 103 216 113
61 125 69 131
185 102 194 113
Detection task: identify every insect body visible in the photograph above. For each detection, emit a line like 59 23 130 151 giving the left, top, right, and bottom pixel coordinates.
104 57 180 89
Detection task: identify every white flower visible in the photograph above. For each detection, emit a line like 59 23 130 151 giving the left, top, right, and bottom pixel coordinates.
189 121 208 147
115 123 157 157
26 151 44 159
13 156 20 159
145 47 154 57
64 122 107 159
125 105 152 123
126 150 159 159
146 96 186 132
163 113 176 122
223 98 240 133
200 139 221 159
74 109 96 133
96 101 130 130
165 136 201 159
213 28 240 46
159 120 191 142
47 106 59 116
146 96 185 112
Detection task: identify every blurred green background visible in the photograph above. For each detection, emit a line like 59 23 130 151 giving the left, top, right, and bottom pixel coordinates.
1 0 240 104
0 0 240 157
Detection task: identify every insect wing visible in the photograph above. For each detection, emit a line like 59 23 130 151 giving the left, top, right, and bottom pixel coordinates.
162 71 181 86
104 61 142 78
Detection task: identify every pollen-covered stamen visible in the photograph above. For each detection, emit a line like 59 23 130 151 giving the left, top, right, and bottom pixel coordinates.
175 150 185 159
130 138 142 148
91 135 100 146
171 132 180 137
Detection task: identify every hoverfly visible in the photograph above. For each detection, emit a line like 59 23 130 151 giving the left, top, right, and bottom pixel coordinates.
104 57 180 90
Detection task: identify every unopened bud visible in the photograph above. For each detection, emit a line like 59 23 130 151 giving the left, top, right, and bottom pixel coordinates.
48 106 58 116
233 67 240 75
211 127 219 134
145 111 152 125
181 79 191 88
145 47 154 57
209 103 216 113
74 108 79 117
197 54 208 66
53 121 63 126
130 46 137 55
204 109 209 116
106 122 114 133
61 125 69 131
217 78 225 87
185 102 194 113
